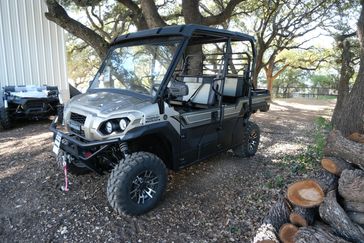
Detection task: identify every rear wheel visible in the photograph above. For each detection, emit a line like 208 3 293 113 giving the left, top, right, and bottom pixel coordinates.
107 152 167 215
0 106 11 129
57 105 64 124
233 121 260 157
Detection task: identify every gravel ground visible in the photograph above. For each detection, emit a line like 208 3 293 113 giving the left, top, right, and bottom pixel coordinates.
0 98 335 242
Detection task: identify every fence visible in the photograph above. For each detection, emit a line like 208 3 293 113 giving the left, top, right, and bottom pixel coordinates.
270 87 338 99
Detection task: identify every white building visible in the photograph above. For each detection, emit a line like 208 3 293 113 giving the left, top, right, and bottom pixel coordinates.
0 0 69 101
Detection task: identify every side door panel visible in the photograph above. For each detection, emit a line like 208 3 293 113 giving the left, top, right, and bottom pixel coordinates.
179 109 220 166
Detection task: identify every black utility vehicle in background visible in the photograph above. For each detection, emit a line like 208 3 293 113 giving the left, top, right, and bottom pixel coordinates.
0 85 61 129
50 25 270 215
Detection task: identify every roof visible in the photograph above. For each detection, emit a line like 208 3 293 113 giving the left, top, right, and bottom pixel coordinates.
112 24 255 44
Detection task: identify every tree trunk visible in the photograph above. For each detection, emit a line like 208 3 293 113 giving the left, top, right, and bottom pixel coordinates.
252 197 292 243
331 39 355 127
289 206 317 227
319 190 364 243
321 157 354 176
331 1 364 136
324 130 364 170
342 200 364 213
279 223 298 243
295 222 350 243
338 169 364 202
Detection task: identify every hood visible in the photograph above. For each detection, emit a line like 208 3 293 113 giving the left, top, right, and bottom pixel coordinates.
69 91 151 114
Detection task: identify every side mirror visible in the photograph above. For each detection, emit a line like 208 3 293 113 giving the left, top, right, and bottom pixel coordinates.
168 81 189 98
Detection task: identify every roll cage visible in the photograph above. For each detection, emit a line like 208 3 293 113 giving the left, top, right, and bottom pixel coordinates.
107 24 257 113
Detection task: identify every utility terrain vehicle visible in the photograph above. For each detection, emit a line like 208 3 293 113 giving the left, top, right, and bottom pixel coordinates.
0 85 61 129
50 25 270 215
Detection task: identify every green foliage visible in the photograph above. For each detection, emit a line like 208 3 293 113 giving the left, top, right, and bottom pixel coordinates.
310 74 337 88
281 116 332 174
267 175 285 189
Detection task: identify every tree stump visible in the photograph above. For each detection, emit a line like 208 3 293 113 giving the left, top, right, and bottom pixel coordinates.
324 130 364 170
319 190 364 243
321 157 354 176
342 200 364 213
252 197 292 243
278 223 298 243
338 169 364 202
289 206 317 227
287 180 324 208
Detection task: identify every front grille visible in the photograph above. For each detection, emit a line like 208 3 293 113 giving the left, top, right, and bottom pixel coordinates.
70 112 86 125
70 127 85 137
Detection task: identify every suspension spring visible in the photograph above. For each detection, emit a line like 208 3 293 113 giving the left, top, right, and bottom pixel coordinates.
119 142 129 155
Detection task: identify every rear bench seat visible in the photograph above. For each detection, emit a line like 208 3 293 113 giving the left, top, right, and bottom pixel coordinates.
170 75 246 108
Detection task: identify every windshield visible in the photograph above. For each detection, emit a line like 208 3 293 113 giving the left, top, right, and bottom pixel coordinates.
90 40 181 96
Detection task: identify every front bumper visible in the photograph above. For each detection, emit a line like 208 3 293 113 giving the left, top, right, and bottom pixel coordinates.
50 118 120 174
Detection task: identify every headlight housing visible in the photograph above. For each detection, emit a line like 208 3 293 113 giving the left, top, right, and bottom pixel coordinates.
105 121 114 134
100 118 130 135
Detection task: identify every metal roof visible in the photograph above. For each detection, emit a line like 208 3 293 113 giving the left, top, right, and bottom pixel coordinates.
112 24 255 44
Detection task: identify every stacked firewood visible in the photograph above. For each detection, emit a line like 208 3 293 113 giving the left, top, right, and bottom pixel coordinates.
252 130 364 243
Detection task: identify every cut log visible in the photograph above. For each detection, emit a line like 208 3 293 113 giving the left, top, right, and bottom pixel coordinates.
289 206 317 227
287 180 324 208
312 168 338 193
252 197 292 243
278 223 298 243
339 169 364 203
324 130 364 170
347 211 364 226
342 200 364 213
319 190 364 243
321 157 355 176
295 222 350 243
348 132 364 144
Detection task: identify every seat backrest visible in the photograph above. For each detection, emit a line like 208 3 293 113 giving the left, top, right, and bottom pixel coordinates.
222 77 244 97
179 76 216 106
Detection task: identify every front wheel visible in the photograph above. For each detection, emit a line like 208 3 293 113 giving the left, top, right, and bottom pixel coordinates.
107 152 167 215
233 121 260 157
0 106 11 130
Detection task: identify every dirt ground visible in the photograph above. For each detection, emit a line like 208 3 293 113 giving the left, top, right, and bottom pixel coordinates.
0 98 335 242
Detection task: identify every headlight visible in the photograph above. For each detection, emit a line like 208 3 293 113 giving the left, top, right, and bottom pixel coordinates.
105 121 114 134
100 118 129 135
119 118 128 130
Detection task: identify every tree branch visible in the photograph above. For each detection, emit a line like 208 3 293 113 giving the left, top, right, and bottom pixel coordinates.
116 0 148 30
202 0 245 25
140 0 167 28
45 0 109 58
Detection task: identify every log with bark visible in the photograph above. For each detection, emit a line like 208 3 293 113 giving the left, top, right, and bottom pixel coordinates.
295 221 350 243
252 197 292 243
324 130 364 170
347 211 364 226
319 190 364 243
342 200 364 213
321 157 355 176
338 169 364 203
289 206 317 227
312 168 338 193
